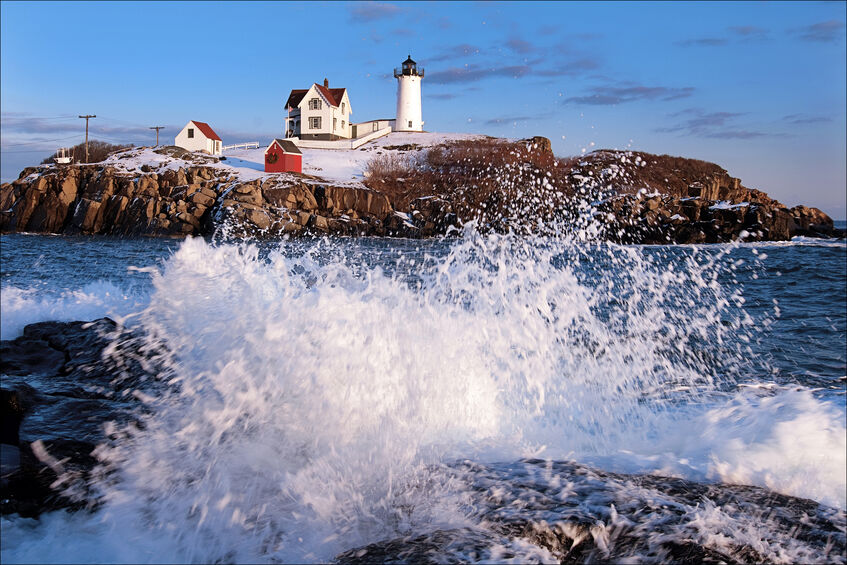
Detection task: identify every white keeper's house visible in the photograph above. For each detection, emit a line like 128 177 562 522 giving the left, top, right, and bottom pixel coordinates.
285 79 352 140
174 120 222 155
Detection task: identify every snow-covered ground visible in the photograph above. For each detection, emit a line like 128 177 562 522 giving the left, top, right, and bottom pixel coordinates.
95 132 488 187
224 132 486 186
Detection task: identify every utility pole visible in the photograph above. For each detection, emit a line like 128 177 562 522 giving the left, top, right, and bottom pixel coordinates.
78 115 96 162
149 126 164 147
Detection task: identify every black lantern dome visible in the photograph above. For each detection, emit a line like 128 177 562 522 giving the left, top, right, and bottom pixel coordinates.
394 54 424 78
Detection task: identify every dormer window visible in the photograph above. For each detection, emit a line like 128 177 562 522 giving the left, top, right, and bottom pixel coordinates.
309 98 321 110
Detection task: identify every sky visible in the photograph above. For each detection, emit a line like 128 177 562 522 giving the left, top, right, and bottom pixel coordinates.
1 1 845 218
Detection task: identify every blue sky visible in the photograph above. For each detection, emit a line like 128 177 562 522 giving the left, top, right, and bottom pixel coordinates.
2 1 845 217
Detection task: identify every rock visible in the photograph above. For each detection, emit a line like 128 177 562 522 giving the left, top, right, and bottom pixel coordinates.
1 444 21 488
0 319 167 517
1 148 837 243
791 205 834 236
337 460 845 565
522 136 553 154
71 198 102 233
188 190 215 208
312 214 329 231
244 208 271 230
176 211 200 229
296 211 311 226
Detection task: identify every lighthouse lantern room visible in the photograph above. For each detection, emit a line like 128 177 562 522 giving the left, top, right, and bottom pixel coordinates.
394 55 424 132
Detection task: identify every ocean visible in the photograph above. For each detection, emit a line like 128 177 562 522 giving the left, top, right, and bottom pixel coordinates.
1 229 845 563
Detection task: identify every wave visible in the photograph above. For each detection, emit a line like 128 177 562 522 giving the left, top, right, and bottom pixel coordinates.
0 282 150 340
2 231 844 563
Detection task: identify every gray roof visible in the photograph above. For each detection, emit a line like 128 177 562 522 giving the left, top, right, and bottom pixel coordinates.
271 139 302 154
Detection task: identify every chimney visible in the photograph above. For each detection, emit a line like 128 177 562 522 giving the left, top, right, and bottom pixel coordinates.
323 78 329 88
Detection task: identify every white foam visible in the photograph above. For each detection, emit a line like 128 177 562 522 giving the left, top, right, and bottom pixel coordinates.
0 282 149 340
2 232 844 563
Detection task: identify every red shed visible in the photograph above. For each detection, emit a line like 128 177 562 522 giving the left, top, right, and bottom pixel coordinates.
264 139 302 173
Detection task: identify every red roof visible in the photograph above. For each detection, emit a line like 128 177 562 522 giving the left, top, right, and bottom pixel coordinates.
285 84 347 109
267 139 302 155
190 120 221 141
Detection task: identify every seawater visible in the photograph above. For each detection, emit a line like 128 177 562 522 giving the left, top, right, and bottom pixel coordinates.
1 231 845 563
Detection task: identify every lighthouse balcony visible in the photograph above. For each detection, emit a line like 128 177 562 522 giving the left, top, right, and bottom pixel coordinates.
394 67 424 78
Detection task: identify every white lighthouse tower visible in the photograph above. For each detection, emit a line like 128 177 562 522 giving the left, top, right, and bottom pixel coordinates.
394 55 424 132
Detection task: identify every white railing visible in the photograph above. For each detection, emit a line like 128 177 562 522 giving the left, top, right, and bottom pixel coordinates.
222 142 260 151
291 127 392 150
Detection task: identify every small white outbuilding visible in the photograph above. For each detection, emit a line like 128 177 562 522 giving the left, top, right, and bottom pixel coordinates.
174 120 222 155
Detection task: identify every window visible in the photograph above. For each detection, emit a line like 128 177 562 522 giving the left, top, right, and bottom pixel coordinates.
342 120 345 129
188 128 194 138
408 121 413 128
333 118 337 131
342 102 345 113
309 98 321 110
309 117 321 129
373 122 378 131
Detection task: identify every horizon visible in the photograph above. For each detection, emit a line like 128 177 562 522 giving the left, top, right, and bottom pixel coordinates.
1 1 845 218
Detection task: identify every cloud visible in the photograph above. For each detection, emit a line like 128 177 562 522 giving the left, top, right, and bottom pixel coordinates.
566 84 695 105
428 93 458 100
656 108 775 139
793 20 846 43
436 17 451 29
676 37 728 47
428 43 481 63
506 38 535 54
677 25 769 47
729 25 768 38
427 64 531 85
484 115 536 125
538 25 558 36
703 130 771 139
2 114 156 140
656 111 744 134
783 114 832 125
395 27 416 38
536 57 600 76
348 1 404 22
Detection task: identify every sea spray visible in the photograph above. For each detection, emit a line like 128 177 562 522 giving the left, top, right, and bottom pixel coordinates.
65 229 782 560
2 230 844 563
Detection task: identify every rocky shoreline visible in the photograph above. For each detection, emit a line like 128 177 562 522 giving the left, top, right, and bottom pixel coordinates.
1 141 842 243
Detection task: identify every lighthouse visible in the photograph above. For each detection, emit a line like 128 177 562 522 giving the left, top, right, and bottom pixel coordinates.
394 55 424 132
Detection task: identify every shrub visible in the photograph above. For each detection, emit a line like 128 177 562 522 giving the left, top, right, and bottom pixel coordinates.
364 137 580 232
41 140 134 165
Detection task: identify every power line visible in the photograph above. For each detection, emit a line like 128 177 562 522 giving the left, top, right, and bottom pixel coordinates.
98 115 155 128
1 115 78 121
1 148 67 154
1 134 81 148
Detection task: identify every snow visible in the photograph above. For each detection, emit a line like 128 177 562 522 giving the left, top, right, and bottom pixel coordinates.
89 132 486 187
636 188 662 198
709 201 749 210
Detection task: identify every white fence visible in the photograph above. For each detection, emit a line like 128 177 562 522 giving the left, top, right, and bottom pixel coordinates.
222 142 260 151
290 127 392 150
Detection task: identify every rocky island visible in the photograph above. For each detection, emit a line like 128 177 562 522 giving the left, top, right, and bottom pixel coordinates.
1 133 840 242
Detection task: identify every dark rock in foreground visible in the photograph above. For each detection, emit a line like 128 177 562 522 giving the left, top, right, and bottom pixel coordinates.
337 459 846 564
1 319 164 517
2 318 845 564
